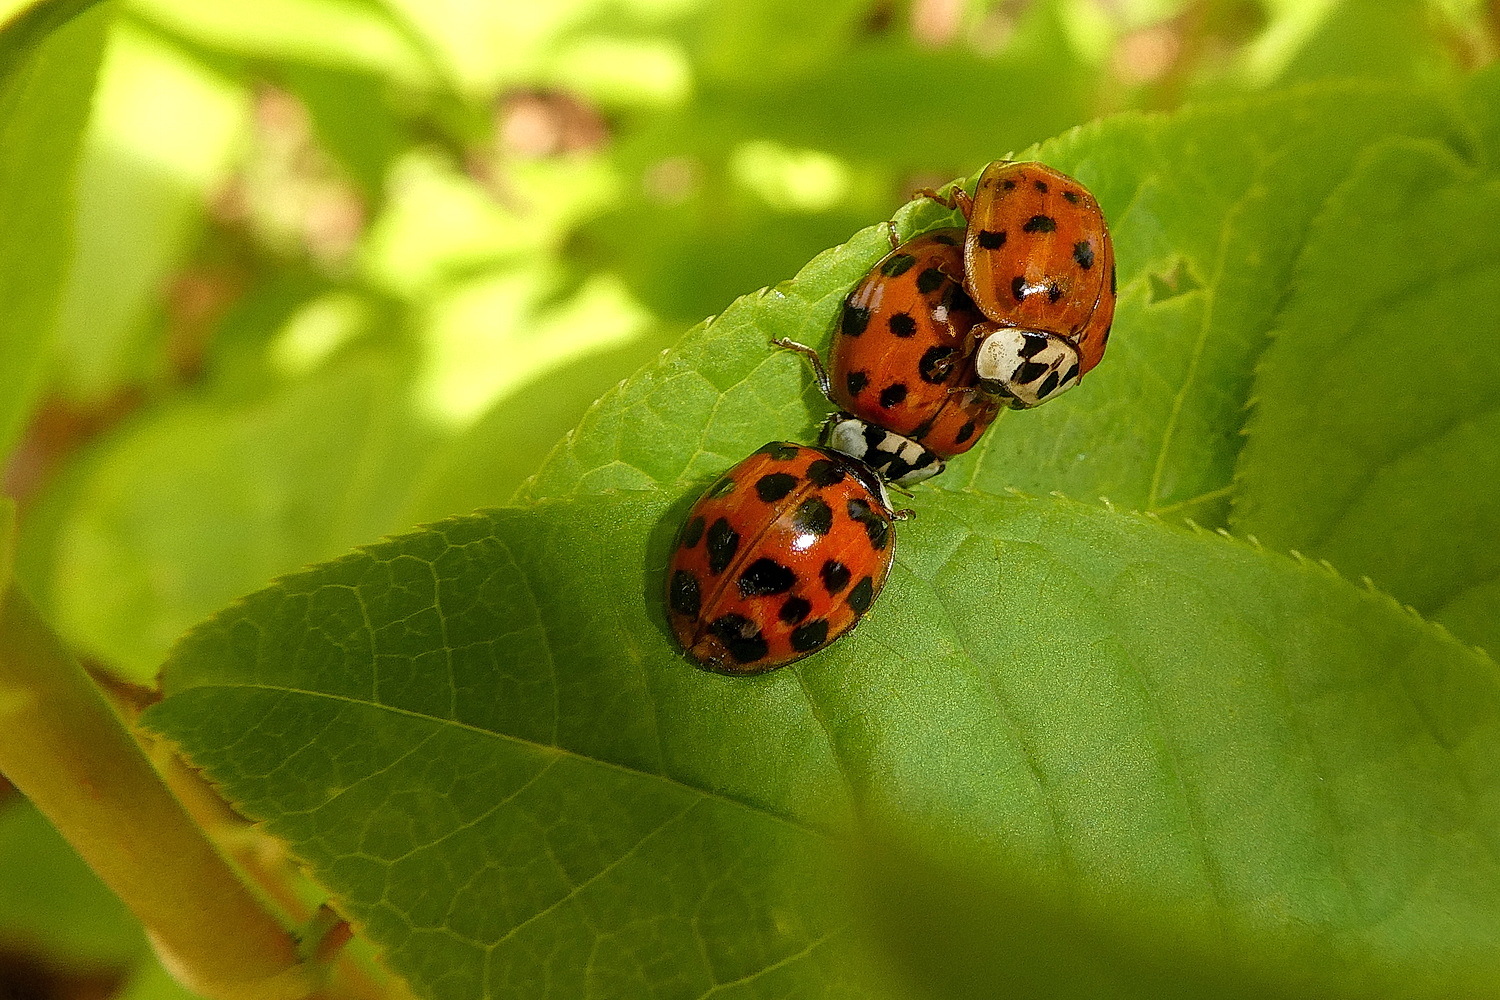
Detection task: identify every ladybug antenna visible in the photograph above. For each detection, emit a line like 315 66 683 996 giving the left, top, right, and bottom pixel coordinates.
769 338 833 400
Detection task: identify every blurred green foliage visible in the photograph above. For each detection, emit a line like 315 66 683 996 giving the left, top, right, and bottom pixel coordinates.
2 0 1499 998
7 0 1492 681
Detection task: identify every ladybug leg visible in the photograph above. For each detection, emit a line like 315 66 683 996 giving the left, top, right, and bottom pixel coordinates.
884 220 901 249
891 507 916 521
885 476 918 502
769 337 833 400
913 183 973 220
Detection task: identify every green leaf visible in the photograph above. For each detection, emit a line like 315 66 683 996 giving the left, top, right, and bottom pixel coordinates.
127 0 435 86
48 354 439 680
0 0 103 76
0 0 108 460
145 489 1500 999
52 19 248 404
1242 0 1460 90
854 830 1496 1000
277 62 410 198
1464 58 1500 166
519 83 1469 527
1233 137 1500 657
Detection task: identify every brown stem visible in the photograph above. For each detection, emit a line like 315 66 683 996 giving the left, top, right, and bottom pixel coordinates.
0 585 332 1000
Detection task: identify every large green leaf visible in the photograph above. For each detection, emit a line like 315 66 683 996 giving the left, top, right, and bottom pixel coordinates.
519 84 1469 529
0 0 108 460
145 488 1500 1000
1233 136 1500 656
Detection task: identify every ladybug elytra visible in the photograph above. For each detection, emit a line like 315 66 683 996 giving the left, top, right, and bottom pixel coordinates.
773 227 1001 486
667 441 902 674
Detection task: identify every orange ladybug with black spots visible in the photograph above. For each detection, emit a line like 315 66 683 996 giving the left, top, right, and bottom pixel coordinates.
922 160 1116 409
667 441 901 674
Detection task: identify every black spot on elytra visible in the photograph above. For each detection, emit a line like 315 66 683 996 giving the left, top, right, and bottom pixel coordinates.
847 499 890 550
806 459 845 487
848 576 875 614
889 313 917 338
919 346 956 384
955 421 976 444
779 596 812 624
846 370 870 397
1034 179 1049 193
1011 276 1028 301
1001 178 1016 191
708 614 768 664
1062 190 1080 204
1014 361 1049 384
1047 282 1063 304
791 620 830 652
916 267 945 294
1023 215 1057 233
1019 332 1049 358
930 231 959 245
738 557 797 597
669 570 701 617
879 383 908 408
708 476 735 498
881 253 917 278
842 302 871 337
758 442 800 461
679 515 705 549
821 560 851 594
792 496 833 536
1073 240 1095 269
755 473 797 503
1038 371 1061 399
978 229 1007 250
706 518 739 575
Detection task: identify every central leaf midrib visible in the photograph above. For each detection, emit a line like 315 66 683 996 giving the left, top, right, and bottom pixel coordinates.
168 680 831 839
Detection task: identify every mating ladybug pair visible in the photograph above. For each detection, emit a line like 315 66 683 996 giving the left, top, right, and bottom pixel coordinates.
668 161 1117 674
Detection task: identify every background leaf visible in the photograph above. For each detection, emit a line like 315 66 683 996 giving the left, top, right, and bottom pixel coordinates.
0 0 109 458
51 17 248 404
1233 135 1500 657
0 799 144 967
146 486 1500 1000
49 352 439 680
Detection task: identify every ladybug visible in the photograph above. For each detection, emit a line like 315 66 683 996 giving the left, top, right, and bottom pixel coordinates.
773 227 1000 486
667 441 903 674
920 160 1116 409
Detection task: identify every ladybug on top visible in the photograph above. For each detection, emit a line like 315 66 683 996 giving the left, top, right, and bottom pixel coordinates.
774 226 1000 488
920 160 1116 409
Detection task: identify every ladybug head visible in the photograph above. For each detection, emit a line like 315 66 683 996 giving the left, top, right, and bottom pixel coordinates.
972 326 1082 409
821 415 945 490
